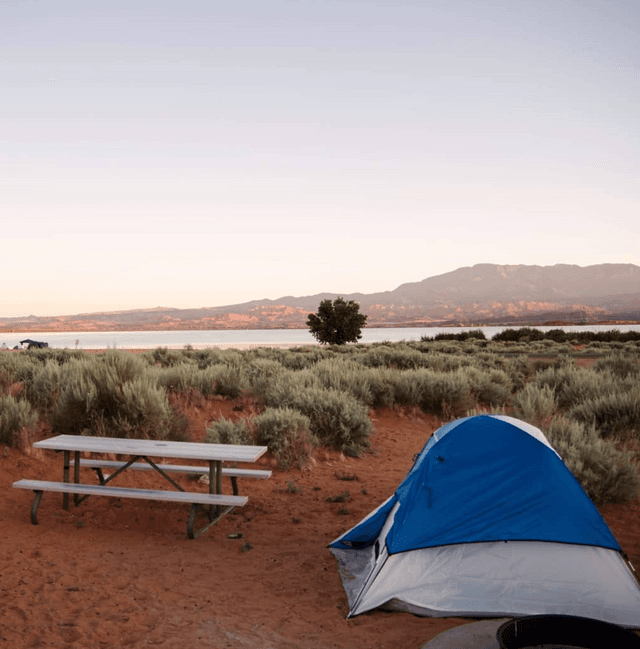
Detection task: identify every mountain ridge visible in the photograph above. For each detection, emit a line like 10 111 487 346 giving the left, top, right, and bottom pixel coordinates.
2 263 640 332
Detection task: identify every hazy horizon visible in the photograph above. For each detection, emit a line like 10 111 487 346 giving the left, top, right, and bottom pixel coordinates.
3 1 639 318
3 260 639 320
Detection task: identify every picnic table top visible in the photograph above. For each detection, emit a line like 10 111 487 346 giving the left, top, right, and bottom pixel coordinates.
34 435 268 463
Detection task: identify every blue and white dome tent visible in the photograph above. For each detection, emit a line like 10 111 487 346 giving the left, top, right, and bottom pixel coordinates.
329 415 640 627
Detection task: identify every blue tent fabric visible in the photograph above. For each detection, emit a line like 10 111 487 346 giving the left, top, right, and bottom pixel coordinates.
331 415 620 554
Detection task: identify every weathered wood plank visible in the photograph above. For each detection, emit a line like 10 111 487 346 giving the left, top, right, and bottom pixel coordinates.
34 435 268 463
68 459 271 480
12 479 247 507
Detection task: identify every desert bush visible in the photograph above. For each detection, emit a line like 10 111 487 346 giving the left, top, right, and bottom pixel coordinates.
465 405 508 417
531 359 559 373
0 352 29 393
544 329 569 343
511 383 557 427
422 330 487 342
99 349 148 382
492 327 545 343
578 330 640 343
251 369 319 403
206 364 248 398
260 380 372 456
425 342 466 355
243 359 287 387
543 416 639 504
310 359 374 405
146 347 187 368
153 363 246 399
0 394 38 446
462 367 513 407
24 348 85 364
205 417 252 445
356 345 427 370
528 340 574 356
567 391 640 440
253 407 316 469
471 352 529 391
152 364 197 394
392 370 427 408
592 352 640 378
532 365 612 410
119 376 188 439
51 358 188 440
0 394 37 446
394 368 475 417
22 360 62 411
277 348 333 370
363 367 400 408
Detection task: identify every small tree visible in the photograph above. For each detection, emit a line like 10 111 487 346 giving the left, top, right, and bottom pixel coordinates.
306 297 368 345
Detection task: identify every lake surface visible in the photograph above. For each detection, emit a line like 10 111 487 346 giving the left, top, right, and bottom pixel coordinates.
4 325 640 350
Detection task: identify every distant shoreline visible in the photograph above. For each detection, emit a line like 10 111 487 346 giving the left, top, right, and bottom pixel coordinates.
2 319 640 334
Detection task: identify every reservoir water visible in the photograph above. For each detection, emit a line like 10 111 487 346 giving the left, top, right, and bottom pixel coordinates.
3 325 640 350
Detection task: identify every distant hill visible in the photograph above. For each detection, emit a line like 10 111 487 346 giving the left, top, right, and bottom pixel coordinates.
2 263 640 332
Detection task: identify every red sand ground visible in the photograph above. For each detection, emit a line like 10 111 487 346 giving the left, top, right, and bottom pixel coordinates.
2 400 639 649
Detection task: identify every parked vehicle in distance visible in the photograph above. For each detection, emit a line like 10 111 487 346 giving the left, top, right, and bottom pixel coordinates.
20 339 49 349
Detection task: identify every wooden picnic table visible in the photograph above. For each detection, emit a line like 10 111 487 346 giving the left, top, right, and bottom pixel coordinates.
13 435 269 538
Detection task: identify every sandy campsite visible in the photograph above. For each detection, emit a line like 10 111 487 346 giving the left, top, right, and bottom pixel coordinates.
1 375 639 649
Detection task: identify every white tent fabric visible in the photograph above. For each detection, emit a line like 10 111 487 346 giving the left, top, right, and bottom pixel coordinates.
338 541 640 626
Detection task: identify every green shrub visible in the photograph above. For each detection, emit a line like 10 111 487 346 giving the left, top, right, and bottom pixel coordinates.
311 359 374 405
0 394 38 446
532 365 612 410
592 352 640 378
22 360 62 411
462 367 512 407
204 417 252 445
492 327 545 343
543 416 639 504
146 347 187 368
395 368 475 417
277 348 332 370
364 367 400 408
474 352 529 392
207 364 247 398
253 407 316 469
259 378 372 456
544 329 569 343
511 383 557 427
567 391 640 440
422 330 487 342
465 405 508 417
0 352 30 392
356 345 427 370
99 349 148 382
152 364 196 394
246 358 287 380
51 358 188 440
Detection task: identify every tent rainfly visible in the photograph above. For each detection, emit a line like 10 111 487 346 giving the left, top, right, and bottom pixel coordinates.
329 415 640 627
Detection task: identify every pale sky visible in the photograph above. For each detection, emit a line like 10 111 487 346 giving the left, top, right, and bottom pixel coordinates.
2 0 639 317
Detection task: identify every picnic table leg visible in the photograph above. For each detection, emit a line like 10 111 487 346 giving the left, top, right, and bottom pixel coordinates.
30 490 43 525
186 461 225 538
73 450 80 506
187 501 236 540
63 450 70 510
216 460 223 517
187 504 199 539
209 460 222 521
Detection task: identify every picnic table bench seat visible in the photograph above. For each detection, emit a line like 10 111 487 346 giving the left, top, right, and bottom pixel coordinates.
68 459 271 495
13 479 247 539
